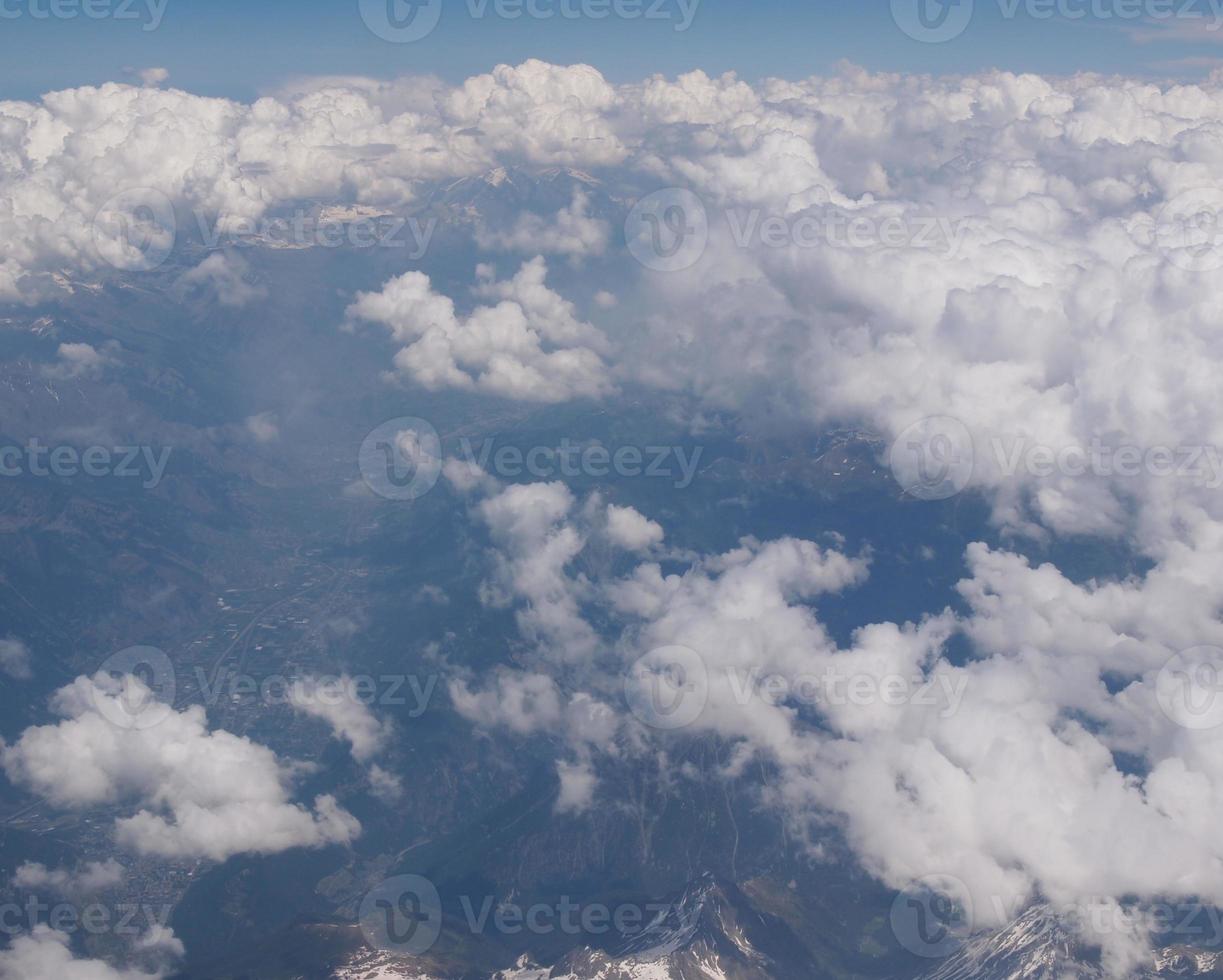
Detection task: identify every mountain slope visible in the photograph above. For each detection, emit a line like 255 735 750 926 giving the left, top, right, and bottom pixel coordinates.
920 904 1223 980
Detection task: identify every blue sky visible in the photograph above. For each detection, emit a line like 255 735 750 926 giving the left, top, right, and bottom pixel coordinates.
1 0 1220 99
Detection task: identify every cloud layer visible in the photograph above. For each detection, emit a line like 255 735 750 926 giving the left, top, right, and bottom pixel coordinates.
1 673 361 861
445 471 1223 968
10 58 1223 972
